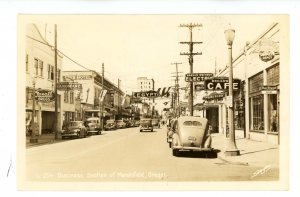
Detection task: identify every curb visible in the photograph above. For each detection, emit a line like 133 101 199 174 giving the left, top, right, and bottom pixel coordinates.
217 155 249 166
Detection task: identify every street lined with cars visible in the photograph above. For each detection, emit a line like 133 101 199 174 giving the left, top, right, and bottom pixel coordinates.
26 122 278 182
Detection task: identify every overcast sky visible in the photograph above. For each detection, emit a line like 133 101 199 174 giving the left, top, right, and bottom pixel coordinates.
32 15 278 92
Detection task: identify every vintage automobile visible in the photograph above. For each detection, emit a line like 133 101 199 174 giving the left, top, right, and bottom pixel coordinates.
139 118 153 132
61 121 87 139
116 120 127 129
171 116 212 156
151 118 161 128
167 118 177 148
134 120 140 127
104 119 117 131
85 117 102 135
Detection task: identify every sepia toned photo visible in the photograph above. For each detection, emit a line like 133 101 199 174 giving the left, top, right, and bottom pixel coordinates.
17 14 289 190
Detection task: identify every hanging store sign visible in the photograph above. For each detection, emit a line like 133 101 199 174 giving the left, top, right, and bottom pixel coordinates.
257 38 279 62
35 90 55 102
204 77 240 90
57 82 82 90
185 73 214 82
195 84 205 91
261 85 277 94
133 90 159 98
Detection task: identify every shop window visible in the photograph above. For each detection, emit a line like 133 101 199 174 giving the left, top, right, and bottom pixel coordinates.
250 95 264 131
39 60 43 77
269 94 278 132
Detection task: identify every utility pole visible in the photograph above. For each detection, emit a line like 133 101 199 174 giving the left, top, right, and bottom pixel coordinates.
180 23 203 116
118 79 121 119
152 79 155 118
101 63 104 131
171 62 182 117
54 24 59 140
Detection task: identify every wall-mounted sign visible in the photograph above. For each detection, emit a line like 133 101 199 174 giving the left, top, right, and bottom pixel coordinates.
185 73 214 82
35 90 55 102
63 75 93 81
204 77 241 90
57 82 82 90
195 84 205 91
261 85 277 94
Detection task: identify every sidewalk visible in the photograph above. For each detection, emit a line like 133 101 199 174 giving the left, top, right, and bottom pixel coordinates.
26 133 62 148
211 133 279 168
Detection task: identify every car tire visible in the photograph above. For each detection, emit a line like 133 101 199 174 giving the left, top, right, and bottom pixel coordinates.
140 130 142 132
98 131 101 135
172 149 179 156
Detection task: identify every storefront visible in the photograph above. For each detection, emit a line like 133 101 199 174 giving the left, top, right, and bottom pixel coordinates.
248 63 279 144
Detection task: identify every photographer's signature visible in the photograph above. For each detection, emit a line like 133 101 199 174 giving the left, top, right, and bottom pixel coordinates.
251 165 271 179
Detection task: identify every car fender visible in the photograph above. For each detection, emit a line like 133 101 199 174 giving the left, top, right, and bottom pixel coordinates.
203 134 212 148
172 133 180 147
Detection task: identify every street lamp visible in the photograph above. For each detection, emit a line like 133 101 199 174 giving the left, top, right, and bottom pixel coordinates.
30 76 38 143
224 28 240 156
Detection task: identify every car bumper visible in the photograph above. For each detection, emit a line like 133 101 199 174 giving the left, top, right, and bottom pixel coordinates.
140 127 153 131
87 130 99 134
61 133 77 137
172 146 213 152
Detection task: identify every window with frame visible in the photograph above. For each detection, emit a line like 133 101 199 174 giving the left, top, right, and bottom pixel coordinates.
64 91 69 103
250 95 264 131
249 72 263 94
70 91 74 104
34 58 39 75
39 60 43 77
267 63 279 85
26 54 29 72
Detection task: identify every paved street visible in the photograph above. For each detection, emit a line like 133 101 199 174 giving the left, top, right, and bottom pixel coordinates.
26 126 278 182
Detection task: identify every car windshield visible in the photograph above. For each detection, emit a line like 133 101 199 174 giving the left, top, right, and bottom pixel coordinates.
141 119 151 124
107 120 114 123
116 120 123 123
152 119 159 123
69 122 82 127
183 121 202 127
87 119 98 123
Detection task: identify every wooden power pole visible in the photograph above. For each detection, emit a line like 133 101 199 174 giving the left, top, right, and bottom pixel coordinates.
179 23 203 116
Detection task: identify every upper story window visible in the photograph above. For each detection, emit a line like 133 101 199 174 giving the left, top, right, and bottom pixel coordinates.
48 64 54 80
70 91 74 104
34 58 43 77
249 72 263 94
26 54 29 72
267 63 279 85
64 91 69 103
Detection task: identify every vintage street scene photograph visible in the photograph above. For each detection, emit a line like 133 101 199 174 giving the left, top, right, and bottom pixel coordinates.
17 14 289 190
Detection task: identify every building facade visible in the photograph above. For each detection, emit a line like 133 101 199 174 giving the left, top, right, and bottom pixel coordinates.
217 23 280 144
25 24 63 135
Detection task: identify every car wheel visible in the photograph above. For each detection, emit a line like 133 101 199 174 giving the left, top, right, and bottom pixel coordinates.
172 149 179 156
140 130 142 132
98 131 102 135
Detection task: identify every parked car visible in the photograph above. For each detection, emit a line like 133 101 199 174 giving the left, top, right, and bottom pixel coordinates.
171 116 213 156
61 121 87 139
139 118 153 132
116 120 126 129
129 120 136 127
85 117 102 135
151 118 161 128
104 119 116 131
123 120 131 128
134 120 140 127
167 118 177 148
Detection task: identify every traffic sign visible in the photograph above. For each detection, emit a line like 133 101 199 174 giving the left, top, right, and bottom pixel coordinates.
185 73 213 82
204 77 240 90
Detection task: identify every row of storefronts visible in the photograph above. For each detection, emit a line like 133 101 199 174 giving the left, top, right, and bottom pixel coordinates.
193 23 280 144
25 24 139 136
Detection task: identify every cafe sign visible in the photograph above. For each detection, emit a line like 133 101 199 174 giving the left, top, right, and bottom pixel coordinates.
35 89 55 102
204 77 241 91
